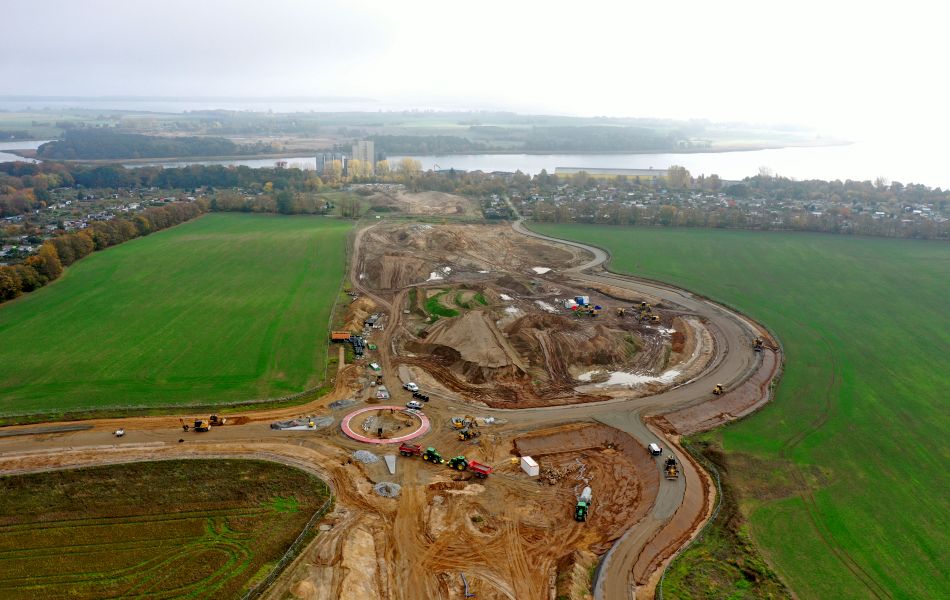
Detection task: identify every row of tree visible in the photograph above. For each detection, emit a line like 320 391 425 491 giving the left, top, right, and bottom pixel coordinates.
0 202 204 303
36 130 260 160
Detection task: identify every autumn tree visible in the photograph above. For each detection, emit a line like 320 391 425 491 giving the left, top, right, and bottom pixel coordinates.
666 165 691 189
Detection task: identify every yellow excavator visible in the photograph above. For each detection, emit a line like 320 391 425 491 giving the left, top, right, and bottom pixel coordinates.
713 384 725 396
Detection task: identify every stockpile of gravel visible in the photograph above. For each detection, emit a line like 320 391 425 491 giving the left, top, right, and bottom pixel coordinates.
374 482 401 497
352 450 379 464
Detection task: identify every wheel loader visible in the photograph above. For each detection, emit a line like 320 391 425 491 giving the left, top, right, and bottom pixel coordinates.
457 427 481 441
664 456 679 480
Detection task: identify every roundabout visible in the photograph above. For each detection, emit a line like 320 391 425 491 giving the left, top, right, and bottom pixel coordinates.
340 405 431 444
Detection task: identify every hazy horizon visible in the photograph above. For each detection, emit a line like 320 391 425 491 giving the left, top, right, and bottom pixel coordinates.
4 0 949 144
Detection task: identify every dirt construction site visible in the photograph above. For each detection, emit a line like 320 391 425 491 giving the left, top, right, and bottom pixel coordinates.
0 192 782 600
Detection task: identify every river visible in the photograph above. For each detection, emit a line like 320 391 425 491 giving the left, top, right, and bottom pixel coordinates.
2 140 947 188
125 142 950 187
0 140 46 164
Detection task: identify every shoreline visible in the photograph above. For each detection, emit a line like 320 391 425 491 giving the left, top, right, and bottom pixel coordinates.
5 139 852 165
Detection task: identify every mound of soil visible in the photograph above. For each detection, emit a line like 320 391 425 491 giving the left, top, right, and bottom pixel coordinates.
343 297 377 332
506 314 635 383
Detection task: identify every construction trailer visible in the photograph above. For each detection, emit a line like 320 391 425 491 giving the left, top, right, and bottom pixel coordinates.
330 331 351 342
521 456 539 477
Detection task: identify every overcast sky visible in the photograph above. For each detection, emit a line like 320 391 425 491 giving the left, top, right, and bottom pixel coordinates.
3 0 947 140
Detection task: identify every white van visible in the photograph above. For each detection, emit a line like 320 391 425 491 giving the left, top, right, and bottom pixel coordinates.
648 443 663 456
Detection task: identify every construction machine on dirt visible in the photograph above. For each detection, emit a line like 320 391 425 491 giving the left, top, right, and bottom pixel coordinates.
575 486 593 522
753 338 764 352
446 455 493 478
422 447 445 464
664 456 679 480
713 384 725 395
209 415 227 426
399 442 423 457
180 418 211 432
457 427 481 441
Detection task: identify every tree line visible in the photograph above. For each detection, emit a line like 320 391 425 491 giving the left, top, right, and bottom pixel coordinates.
35 130 272 160
0 202 204 303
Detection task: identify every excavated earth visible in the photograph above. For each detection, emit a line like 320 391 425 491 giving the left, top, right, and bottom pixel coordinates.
362 222 716 409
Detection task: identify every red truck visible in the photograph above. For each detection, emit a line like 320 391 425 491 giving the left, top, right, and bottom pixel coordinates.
398 442 423 457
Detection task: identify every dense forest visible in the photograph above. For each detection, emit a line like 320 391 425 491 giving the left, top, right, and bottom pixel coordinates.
36 130 264 160
369 135 491 155
523 126 676 152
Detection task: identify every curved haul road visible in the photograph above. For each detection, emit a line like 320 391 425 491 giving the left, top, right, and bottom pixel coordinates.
0 218 779 600
507 219 771 599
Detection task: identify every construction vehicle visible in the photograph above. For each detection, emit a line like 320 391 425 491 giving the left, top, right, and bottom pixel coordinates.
209 415 227 426
452 415 477 429
422 447 445 464
616 307 626 317
713 384 725 396
575 486 593 522
180 418 211 432
665 456 679 480
449 456 469 471
650 314 660 323
753 338 764 352
457 427 481 441
398 442 423 457
468 460 493 478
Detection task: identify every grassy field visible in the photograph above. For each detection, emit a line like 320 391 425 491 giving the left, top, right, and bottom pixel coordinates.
533 224 950 599
0 213 351 418
0 460 329 599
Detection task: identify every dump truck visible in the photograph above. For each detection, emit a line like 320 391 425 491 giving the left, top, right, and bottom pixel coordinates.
665 456 679 480
399 442 423 457
575 486 592 522
422 447 445 464
713 384 725 396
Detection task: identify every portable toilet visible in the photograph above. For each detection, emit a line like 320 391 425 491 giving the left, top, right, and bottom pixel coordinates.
520 456 539 477
575 295 589 306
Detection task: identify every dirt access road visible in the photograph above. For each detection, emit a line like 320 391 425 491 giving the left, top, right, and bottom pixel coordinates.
0 215 780 600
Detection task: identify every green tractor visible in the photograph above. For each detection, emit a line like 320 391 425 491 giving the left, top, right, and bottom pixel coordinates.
422 447 444 464
448 456 469 471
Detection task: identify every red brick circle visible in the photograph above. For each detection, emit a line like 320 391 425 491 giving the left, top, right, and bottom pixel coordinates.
341 405 430 444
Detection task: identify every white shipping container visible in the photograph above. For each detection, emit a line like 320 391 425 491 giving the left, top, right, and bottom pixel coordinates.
520 456 539 477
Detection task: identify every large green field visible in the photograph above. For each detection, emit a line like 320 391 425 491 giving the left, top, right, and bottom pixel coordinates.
0 213 351 418
533 224 949 599
0 460 330 599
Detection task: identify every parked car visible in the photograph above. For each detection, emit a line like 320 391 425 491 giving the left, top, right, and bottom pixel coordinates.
406 400 424 410
412 391 430 402
403 382 420 392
